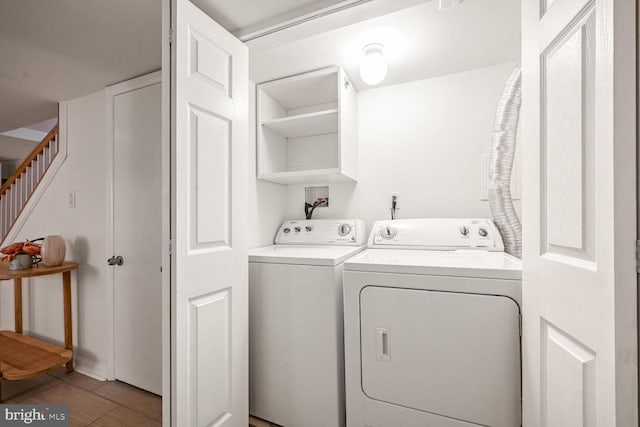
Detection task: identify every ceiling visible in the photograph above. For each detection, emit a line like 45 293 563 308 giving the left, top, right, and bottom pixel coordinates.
0 0 520 133
249 0 521 90
0 0 161 132
0 0 425 133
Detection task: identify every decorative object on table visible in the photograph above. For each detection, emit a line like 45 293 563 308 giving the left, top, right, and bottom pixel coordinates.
0 239 43 270
41 235 66 267
9 254 34 270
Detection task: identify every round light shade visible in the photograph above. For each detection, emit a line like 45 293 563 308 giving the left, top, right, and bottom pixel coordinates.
360 44 387 86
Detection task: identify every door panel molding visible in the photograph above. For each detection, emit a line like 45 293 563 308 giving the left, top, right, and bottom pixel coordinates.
540 320 596 427
187 105 232 252
188 28 232 96
189 289 232 426
540 7 596 266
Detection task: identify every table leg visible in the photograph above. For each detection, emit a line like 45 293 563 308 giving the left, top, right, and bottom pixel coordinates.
63 271 73 372
14 278 22 334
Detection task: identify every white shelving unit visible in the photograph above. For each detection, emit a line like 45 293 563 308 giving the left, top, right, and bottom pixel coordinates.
256 66 358 184
262 109 338 139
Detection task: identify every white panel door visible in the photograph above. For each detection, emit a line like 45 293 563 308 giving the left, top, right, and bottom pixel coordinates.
113 80 162 395
521 0 636 425
171 0 248 425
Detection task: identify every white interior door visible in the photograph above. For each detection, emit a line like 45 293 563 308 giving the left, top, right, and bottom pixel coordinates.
521 0 637 425
112 78 162 395
171 0 249 425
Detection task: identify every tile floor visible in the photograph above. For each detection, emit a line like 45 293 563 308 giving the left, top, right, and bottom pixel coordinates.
2 368 280 427
1 367 161 426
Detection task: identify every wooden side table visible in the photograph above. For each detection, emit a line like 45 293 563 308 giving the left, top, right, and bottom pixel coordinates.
0 261 78 401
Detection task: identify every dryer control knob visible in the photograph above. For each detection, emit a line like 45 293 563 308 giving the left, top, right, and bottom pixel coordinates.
283 228 291 234
380 225 397 239
305 225 313 232
338 224 352 236
478 227 488 237
459 226 470 236
294 227 301 233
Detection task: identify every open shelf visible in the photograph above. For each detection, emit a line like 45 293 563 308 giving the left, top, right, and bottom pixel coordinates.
0 330 72 380
259 169 357 185
257 66 358 184
262 109 338 139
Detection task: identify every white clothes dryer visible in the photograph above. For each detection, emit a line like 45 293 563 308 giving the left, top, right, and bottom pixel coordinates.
249 219 366 427
343 218 522 427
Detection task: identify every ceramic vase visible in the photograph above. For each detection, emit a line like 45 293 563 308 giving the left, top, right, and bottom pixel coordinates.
41 235 66 267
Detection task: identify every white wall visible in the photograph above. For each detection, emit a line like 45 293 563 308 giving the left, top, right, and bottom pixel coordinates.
0 89 109 379
0 135 37 163
282 62 521 232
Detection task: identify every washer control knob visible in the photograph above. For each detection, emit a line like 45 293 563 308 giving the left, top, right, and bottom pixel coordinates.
478 227 488 237
338 223 352 236
459 226 470 236
305 225 313 232
283 228 291 234
294 226 301 233
380 225 397 239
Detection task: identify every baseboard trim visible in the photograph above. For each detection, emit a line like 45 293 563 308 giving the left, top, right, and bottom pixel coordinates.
73 363 108 382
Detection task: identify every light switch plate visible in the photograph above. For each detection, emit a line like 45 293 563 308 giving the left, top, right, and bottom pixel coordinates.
67 191 76 208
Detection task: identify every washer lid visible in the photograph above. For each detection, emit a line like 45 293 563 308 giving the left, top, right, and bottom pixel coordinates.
249 245 366 267
344 249 522 280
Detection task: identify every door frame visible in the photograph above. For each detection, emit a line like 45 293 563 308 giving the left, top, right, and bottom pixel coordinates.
161 1 172 424
105 70 163 382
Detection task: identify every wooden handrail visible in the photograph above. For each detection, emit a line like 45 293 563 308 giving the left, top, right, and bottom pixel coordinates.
0 124 59 197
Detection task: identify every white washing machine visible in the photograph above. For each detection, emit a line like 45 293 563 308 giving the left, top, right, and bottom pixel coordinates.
249 219 366 427
343 218 522 427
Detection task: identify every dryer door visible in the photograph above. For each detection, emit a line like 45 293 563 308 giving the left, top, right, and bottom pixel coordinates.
360 286 520 427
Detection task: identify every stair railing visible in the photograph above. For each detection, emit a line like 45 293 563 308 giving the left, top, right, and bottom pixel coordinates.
0 124 59 243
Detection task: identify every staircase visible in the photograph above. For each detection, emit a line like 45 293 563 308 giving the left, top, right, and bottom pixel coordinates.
0 124 60 243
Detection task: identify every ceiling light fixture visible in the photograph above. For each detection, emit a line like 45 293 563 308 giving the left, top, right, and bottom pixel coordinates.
360 43 387 86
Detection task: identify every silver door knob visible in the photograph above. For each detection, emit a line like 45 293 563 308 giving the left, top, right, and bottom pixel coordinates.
108 256 124 266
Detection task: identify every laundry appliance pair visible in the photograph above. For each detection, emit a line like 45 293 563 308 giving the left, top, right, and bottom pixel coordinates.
249 218 522 427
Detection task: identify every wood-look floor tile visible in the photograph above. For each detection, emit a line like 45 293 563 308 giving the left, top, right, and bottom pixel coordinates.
22 382 117 426
49 366 105 391
94 381 161 420
90 406 161 427
1 373 61 402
